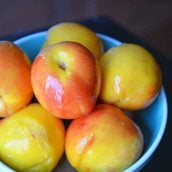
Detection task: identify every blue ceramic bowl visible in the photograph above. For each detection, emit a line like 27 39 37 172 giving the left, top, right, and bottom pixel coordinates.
0 32 168 172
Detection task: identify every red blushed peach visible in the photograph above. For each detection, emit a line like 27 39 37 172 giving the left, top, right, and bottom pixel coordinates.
65 104 143 171
0 41 33 117
31 41 101 119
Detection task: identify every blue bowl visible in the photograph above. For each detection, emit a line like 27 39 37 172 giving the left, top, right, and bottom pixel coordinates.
0 32 168 172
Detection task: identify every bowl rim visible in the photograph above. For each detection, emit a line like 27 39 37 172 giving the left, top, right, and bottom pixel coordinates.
0 32 168 172
125 87 168 172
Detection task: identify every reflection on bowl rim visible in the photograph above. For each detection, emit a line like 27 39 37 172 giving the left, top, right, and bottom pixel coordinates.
126 87 167 172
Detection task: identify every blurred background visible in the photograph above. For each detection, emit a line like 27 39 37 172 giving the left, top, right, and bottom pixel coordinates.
0 0 172 60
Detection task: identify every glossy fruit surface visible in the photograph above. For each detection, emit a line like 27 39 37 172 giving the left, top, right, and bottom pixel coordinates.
43 22 103 59
65 104 143 171
0 103 65 172
0 41 33 117
99 43 162 110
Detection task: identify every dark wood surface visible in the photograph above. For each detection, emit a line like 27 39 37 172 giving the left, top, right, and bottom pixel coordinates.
0 0 172 60
0 1 171 172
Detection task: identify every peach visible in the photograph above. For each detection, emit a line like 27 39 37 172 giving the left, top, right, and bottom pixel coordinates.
42 22 103 59
0 41 33 117
65 104 143 171
31 41 101 119
0 103 65 172
99 43 162 110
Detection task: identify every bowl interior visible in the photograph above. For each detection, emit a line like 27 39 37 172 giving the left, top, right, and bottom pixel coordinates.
0 32 167 172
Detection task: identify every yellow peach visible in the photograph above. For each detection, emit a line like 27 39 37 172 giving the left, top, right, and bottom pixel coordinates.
43 22 103 59
99 43 162 110
0 103 65 172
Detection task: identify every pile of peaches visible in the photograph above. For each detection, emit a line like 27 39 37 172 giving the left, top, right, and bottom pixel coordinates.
0 23 162 172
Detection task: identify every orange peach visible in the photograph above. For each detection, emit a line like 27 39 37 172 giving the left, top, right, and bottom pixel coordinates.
0 103 65 172
31 41 101 119
65 104 143 171
0 41 33 117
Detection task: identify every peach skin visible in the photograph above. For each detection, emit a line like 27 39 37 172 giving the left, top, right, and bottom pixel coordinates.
42 22 103 59
31 41 101 119
65 104 143 172
99 43 162 110
0 41 33 117
0 103 65 172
